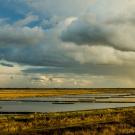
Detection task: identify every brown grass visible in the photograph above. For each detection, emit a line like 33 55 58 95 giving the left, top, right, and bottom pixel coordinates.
0 88 134 99
0 107 134 135
0 89 100 99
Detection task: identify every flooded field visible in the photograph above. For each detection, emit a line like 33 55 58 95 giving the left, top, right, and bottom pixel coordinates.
0 101 135 112
0 89 134 135
0 91 134 112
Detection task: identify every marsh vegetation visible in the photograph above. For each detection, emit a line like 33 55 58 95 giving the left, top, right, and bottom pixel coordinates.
0 88 134 99
0 89 134 134
0 107 134 135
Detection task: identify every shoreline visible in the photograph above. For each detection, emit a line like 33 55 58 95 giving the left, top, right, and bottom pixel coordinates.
0 106 134 134
0 106 134 114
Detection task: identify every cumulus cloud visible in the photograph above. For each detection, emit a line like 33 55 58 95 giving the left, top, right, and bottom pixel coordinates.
1 0 135 87
61 15 111 46
61 0 135 51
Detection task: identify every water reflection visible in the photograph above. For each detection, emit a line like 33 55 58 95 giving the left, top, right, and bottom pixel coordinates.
0 92 134 112
0 101 135 112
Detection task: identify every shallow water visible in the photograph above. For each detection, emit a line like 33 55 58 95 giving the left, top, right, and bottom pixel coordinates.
0 93 134 113
97 97 135 102
0 101 134 113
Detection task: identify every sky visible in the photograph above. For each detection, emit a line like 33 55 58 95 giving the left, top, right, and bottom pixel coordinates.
0 0 135 88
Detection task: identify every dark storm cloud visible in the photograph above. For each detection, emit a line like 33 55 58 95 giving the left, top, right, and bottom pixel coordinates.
61 15 135 51
61 18 111 46
61 0 135 52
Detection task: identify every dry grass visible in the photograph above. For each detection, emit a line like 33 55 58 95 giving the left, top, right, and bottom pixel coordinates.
0 89 100 99
0 89 134 134
0 88 134 99
0 107 134 135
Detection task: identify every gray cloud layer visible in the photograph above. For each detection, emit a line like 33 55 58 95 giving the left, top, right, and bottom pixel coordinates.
1 0 135 88
1 0 135 67
0 25 44 46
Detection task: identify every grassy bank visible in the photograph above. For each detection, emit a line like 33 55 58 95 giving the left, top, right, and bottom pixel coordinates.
0 107 134 135
0 88 134 99
0 89 99 99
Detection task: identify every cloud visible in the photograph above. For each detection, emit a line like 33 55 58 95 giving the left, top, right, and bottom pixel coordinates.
25 0 94 17
61 0 135 51
61 15 111 46
28 74 94 88
62 44 135 65
14 14 39 27
1 0 135 88
0 62 14 67
0 24 45 46
0 61 22 75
